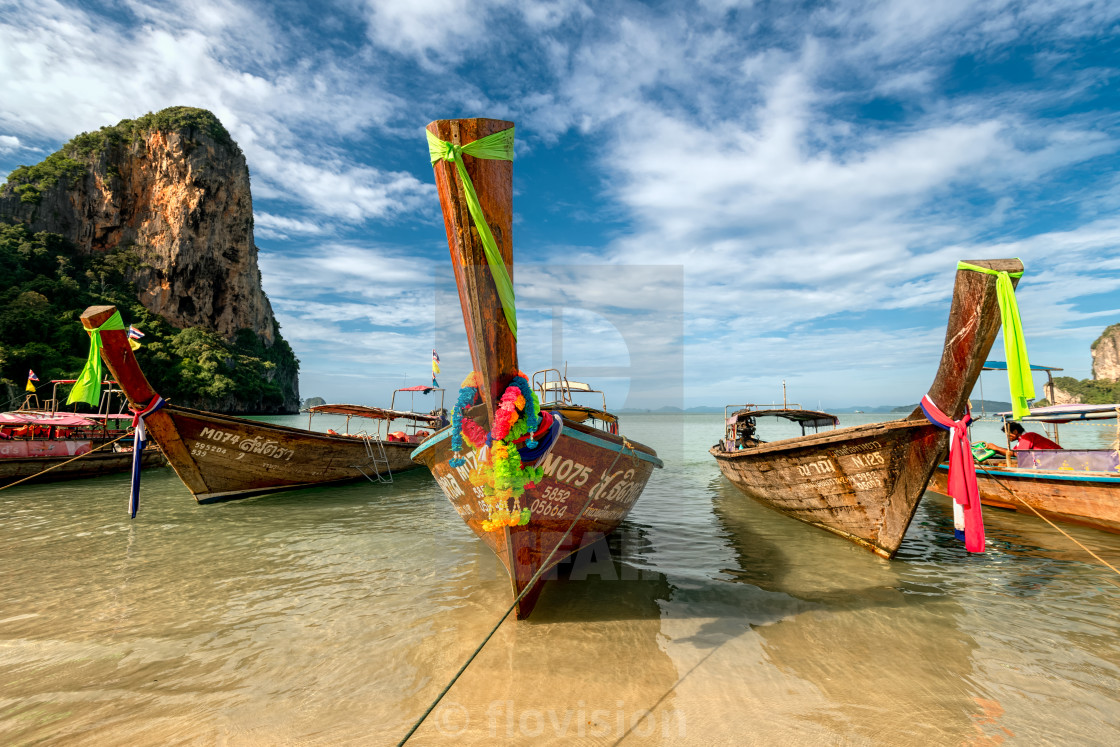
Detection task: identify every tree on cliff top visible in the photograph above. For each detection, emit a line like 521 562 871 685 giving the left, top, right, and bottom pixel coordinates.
4 107 236 206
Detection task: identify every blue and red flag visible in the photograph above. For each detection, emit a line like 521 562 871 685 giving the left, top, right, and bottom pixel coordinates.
128 395 164 518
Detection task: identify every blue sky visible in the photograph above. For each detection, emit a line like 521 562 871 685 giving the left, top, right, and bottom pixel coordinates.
2 0 1119 409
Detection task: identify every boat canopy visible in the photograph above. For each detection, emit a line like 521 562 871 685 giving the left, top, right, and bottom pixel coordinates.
541 380 593 392
539 403 618 425
729 408 839 429
396 385 439 393
0 412 97 427
982 361 1063 371
999 403 1120 423
308 404 444 425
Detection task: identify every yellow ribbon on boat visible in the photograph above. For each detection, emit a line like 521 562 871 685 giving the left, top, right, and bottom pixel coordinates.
67 310 125 407
427 126 518 338
957 260 1033 419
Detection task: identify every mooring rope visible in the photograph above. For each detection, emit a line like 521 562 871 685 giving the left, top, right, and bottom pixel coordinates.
0 432 133 492
975 463 1120 581
398 437 639 745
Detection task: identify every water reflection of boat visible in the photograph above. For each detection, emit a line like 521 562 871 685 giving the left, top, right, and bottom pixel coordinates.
78 304 441 502
708 479 985 743
711 259 1021 557
412 118 663 619
930 403 1120 533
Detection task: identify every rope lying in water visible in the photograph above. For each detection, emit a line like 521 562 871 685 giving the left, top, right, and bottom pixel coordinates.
398 438 638 745
0 432 133 492
975 463 1120 581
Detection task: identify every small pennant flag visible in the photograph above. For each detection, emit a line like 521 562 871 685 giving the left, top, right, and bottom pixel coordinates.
432 349 441 387
128 325 144 351
28 369 39 381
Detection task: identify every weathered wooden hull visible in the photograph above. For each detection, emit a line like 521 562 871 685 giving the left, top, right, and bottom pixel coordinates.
78 304 423 503
712 419 946 557
711 258 1022 556
135 404 422 503
0 447 165 486
929 465 1120 534
412 418 663 619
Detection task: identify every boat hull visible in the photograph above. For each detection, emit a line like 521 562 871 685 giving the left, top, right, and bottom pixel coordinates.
145 404 422 502
929 464 1120 534
0 445 165 486
711 418 947 557
412 418 663 619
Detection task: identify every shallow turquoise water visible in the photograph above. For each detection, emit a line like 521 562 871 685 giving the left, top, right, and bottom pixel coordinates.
1 413 1117 744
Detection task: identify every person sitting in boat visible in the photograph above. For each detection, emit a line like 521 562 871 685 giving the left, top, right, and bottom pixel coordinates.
734 417 759 449
984 421 1061 457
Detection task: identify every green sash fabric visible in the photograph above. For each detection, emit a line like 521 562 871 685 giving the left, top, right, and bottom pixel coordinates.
957 261 1033 418
67 310 125 407
427 126 518 338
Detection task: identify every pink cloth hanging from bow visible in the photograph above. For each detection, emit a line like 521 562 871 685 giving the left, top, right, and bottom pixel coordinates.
920 395 985 553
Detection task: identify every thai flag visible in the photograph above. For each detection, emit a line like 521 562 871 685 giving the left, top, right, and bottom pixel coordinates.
28 369 38 381
128 326 144 340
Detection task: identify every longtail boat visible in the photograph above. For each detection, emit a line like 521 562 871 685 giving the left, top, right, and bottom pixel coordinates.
411 118 663 619
930 403 1120 533
710 259 1023 557
0 410 164 486
79 305 442 502
1 380 165 486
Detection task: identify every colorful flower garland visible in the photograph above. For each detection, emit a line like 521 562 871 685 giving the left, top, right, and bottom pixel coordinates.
449 371 546 532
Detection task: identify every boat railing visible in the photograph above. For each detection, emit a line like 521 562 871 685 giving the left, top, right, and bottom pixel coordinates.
390 387 447 438
722 403 803 422
532 368 608 411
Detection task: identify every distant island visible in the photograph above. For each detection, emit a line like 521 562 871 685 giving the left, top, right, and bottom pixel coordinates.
621 399 1016 414
890 399 1012 413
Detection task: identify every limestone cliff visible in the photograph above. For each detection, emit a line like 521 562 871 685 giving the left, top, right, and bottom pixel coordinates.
1041 322 1120 406
1091 324 1120 381
0 107 299 413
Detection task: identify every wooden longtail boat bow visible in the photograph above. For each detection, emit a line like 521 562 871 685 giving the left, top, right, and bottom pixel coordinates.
711 259 1022 557
413 118 663 618
79 305 429 502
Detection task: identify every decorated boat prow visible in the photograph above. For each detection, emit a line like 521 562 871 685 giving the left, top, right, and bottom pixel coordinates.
79 305 432 502
414 118 662 618
711 259 1024 557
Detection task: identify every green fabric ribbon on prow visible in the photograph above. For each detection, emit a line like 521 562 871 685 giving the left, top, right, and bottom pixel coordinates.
67 310 125 407
427 126 518 338
957 260 1033 419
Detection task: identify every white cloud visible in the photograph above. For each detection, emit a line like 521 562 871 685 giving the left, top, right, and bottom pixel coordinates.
0 0 428 223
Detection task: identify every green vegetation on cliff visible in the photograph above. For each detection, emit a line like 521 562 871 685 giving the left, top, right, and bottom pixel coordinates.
1046 376 1120 405
1091 324 1120 350
0 222 297 412
3 106 234 205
